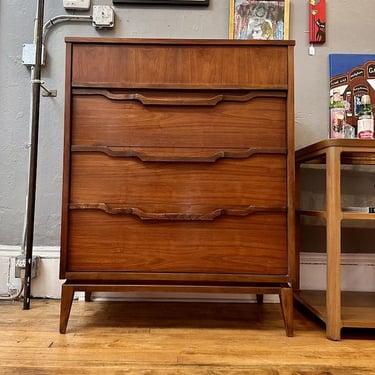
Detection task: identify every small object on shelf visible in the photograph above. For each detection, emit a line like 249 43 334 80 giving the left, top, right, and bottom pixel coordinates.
342 206 375 213
357 94 374 139
329 89 346 139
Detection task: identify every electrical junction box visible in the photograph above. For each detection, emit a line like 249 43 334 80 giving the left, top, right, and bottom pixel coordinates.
92 5 115 28
22 44 46 66
15 255 40 279
63 0 91 10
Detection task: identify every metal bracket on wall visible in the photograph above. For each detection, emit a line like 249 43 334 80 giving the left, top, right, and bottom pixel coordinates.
31 80 56 97
41 84 57 97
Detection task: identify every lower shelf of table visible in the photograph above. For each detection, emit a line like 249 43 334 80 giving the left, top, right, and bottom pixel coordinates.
295 290 375 329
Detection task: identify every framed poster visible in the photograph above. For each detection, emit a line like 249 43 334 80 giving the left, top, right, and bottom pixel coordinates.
113 0 209 5
309 0 326 44
329 54 375 138
229 0 290 40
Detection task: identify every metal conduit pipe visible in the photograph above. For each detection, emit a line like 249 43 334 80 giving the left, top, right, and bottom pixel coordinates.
43 15 92 41
23 0 45 310
21 6 92 309
20 14 93 253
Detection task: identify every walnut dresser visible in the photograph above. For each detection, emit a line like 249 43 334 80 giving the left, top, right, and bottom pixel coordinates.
60 38 295 334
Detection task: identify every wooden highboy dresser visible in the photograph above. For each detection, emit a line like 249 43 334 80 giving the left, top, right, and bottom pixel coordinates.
60 38 295 334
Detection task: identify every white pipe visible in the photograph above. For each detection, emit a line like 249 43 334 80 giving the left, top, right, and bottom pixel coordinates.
43 15 92 41
0 278 25 301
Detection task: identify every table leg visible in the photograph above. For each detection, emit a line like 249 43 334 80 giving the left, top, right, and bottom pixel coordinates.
325 147 342 340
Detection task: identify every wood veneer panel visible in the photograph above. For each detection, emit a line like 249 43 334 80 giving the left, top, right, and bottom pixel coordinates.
71 94 286 148
71 43 288 88
70 152 287 207
66 210 287 274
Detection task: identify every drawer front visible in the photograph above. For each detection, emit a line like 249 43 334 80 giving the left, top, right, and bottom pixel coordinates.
66 210 288 275
70 152 286 207
70 43 288 88
71 94 286 149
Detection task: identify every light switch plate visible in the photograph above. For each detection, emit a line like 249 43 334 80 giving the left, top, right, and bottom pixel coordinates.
63 0 91 10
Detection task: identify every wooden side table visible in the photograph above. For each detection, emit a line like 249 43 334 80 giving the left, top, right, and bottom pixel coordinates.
295 139 375 340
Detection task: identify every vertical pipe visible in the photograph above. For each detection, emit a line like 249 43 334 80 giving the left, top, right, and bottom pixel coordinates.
23 0 45 310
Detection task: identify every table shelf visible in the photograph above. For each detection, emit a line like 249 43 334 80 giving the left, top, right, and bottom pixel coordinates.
295 290 375 329
298 209 375 220
295 139 375 340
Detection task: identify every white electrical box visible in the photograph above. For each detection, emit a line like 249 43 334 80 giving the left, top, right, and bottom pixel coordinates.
63 0 91 10
92 5 115 28
15 255 40 279
22 44 46 66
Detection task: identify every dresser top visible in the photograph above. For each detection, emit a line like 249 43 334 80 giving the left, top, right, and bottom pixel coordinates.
65 37 295 47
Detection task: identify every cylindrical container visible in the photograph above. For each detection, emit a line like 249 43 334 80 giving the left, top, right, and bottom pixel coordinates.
357 95 374 139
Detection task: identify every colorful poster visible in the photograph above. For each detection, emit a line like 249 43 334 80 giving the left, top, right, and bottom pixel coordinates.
309 0 326 44
329 54 375 138
229 0 290 40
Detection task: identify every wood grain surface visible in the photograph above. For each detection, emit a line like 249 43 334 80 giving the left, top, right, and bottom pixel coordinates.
1 299 374 374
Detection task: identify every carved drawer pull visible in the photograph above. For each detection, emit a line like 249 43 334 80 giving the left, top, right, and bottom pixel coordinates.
71 145 286 162
70 203 286 221
72 89 286 106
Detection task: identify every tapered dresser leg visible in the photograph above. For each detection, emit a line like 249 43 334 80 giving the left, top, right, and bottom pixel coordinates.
256 294 264 304
85 291 92 302
60 283 75 334
280 286 293 337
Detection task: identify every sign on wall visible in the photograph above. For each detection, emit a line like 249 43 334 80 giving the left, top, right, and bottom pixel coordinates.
229 0 290 40
112 0 209 5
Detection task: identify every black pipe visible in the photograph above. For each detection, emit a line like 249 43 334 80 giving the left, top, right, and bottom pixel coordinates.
23 0 45 310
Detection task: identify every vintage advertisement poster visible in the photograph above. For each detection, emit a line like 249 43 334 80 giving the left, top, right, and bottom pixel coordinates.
329 54 375 138
229 0 289 40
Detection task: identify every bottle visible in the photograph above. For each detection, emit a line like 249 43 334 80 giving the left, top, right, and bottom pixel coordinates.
343 91 355 138
330 90 346 138
357 95 374 139
345 91 352 118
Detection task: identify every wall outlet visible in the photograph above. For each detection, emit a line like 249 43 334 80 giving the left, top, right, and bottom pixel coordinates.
92 5 115 28
63 0 91 10
15 255 40 279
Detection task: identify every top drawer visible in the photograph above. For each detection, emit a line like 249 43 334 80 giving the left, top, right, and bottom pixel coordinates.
68 40 290 89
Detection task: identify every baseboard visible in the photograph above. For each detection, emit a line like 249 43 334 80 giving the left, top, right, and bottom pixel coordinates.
299 252 375 292
1 247 375 300
0 245 60 257
0 245 62 298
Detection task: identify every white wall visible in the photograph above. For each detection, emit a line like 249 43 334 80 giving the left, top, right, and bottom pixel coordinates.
1 0 375 297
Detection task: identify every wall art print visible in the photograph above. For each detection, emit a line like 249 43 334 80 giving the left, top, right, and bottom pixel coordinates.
112 0 209 5
329 54 375 138
229 0 290 40
309 0 326 44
